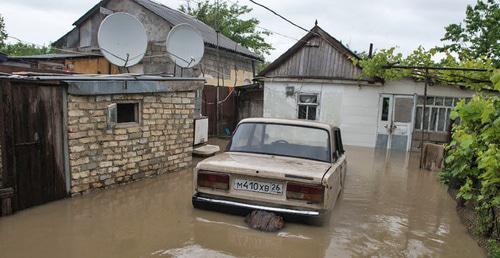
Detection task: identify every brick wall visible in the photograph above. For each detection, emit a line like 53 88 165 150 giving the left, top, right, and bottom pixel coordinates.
67 91 195 195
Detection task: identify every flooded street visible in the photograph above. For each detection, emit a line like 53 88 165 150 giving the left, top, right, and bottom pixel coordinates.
0 144 484 258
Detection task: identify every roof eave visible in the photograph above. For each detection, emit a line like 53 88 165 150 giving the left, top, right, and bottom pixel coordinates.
204 43 262 61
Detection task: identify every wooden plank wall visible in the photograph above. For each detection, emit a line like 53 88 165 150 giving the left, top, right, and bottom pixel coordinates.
267 36 362 79
0 80 67 211
65 57 120 74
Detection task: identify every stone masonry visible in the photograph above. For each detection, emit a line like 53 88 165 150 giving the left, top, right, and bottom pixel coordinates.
67 91 195 195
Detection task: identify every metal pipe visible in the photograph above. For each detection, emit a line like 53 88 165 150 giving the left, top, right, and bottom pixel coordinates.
215 0 221 137
419 68 429 168
382 65 489 72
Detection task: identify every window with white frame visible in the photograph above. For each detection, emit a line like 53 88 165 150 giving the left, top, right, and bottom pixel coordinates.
414 96 468 132
297 94 318 120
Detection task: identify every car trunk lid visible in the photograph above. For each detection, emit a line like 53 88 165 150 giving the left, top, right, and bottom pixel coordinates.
197 152 331 184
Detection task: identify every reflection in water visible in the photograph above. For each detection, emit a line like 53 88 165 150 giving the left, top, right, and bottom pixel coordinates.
0 146 484 258
156 244 236 258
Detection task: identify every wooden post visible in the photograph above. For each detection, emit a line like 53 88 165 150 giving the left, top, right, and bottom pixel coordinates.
0 187 14 216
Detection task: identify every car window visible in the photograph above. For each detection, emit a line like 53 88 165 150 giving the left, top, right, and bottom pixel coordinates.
229 122 331 163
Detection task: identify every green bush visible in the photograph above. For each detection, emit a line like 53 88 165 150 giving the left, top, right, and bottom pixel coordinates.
441 94 500 237
488 240 500 258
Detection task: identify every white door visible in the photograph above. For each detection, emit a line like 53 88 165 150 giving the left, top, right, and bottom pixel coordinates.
376 94 415 151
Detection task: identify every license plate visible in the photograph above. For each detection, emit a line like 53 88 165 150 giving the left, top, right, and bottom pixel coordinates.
233 178 283 195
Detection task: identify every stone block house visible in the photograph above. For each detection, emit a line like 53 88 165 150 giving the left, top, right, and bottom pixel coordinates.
0 74 203 211
52 0 261 87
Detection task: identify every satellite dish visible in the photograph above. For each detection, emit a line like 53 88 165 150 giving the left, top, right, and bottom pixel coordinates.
166 23 204 68
97 12 147 67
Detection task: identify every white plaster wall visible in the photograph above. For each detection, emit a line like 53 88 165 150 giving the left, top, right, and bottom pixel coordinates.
263 78 475 147
340 85 380 147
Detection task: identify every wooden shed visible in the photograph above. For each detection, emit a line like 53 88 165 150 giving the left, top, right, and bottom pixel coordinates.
0 74 203 212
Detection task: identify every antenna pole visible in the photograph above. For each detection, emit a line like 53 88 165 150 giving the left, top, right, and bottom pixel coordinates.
215 0 221 137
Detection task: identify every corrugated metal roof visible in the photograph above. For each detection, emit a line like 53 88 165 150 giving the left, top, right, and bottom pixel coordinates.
134 0 260 60
70 0 260 60
9 53 102 60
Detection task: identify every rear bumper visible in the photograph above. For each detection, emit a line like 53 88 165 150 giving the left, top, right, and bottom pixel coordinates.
192 193 323 218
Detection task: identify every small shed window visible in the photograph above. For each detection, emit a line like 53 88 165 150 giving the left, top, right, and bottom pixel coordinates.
79 21 92 48
298 94 318 120
107 102 140 129
117 103 139 123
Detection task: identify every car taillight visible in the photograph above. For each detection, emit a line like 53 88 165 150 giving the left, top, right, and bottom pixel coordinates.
197 171 229 190
286 183 324 203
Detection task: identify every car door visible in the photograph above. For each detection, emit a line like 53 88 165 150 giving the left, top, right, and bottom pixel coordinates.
323 128 345 210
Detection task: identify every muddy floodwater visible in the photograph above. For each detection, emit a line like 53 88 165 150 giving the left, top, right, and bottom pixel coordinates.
0 145 484 258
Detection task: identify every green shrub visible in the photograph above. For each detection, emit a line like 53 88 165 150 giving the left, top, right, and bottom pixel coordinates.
488 240 500 258
441 94 499 236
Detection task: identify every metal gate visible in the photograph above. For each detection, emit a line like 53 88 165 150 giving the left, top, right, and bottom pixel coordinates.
0 80 67 211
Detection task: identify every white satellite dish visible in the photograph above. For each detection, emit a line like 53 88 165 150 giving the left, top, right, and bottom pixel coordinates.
97 12 147 67
166 23 204 68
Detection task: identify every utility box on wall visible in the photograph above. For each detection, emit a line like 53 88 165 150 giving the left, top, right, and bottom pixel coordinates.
194 117 209 146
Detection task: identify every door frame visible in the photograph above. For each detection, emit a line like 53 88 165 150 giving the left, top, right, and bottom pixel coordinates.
376 93 416 151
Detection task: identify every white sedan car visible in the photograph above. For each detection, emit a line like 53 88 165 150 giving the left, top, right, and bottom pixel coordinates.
192 118 346 223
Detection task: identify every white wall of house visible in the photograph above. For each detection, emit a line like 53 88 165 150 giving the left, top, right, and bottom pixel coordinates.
263 78 475 147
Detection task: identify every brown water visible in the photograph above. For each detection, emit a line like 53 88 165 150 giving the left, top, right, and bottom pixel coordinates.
0 145 484 258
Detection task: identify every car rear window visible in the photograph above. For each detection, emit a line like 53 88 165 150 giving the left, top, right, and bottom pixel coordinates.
229 123 331 162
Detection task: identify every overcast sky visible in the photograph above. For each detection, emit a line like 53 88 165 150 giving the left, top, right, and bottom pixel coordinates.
0 0 474 61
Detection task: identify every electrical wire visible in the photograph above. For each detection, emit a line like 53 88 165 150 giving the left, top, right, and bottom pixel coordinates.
256 26 300 42
249 0 311 33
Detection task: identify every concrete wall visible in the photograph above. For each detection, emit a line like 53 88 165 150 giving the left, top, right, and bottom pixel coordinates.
67 91 196 195
263 78 475 147
237 88 263 121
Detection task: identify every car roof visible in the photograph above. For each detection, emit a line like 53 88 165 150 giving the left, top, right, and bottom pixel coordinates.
239 118 334 131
